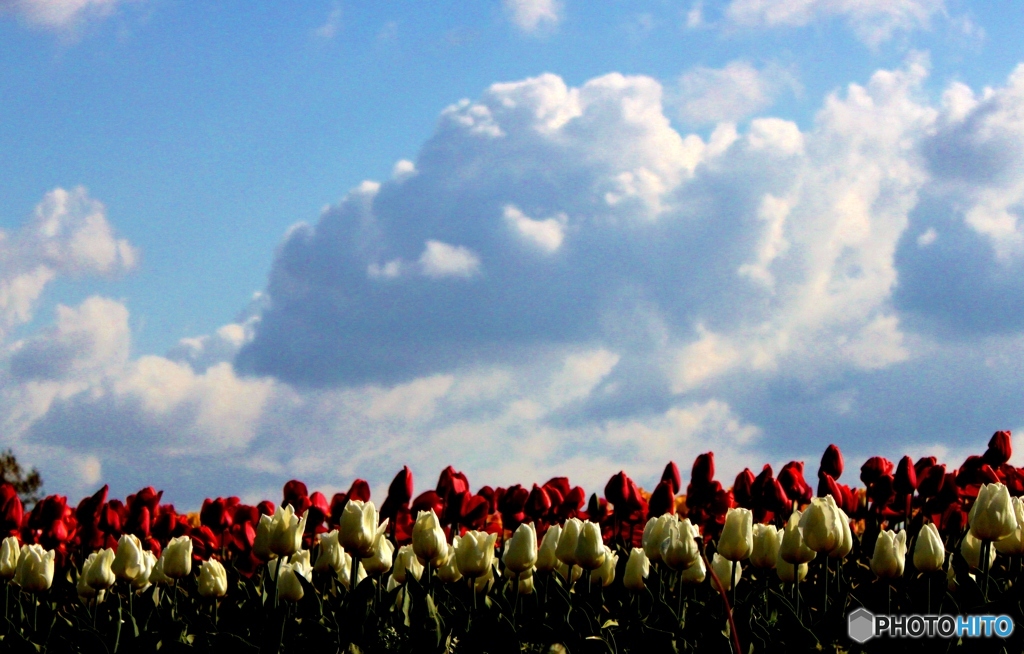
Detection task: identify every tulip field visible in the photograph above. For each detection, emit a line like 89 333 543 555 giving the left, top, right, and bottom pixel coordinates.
1 432 1023 652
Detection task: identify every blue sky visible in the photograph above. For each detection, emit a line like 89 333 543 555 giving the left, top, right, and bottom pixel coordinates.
2 0 1023 508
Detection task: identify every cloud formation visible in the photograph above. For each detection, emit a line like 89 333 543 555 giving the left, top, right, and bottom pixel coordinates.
674 60 799 125
0 0 133 31
503 0 562 34
724 0 946 45
6 61 1024 507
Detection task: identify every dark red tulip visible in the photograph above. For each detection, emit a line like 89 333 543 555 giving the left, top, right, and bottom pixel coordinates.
867 474 895 508
543 478 571 501
477 486 497 513
556 486 587 519
894 456 917 495
984 431 1012 467
778 461 812 506
691 453 715 487
257 501 276 517
305 491 329 534
525 485 552 521
200 497 233 533
0 484 23 536
460 494 489 531
436 466 469 502
587 493 610 523
914 456 937 480
347 479 371 503
411 490 445 517
732 469 755 508
647 480 675 517
860 457 894 487
820 444 844 480
282 480 309 510
604 472 630 508
917 463 946 499
661 462 682 495
388 466 415 505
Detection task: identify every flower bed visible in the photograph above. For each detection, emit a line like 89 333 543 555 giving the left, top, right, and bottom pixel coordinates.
0 431 1022 652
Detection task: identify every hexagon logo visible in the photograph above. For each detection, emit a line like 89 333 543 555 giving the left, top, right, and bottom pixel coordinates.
848 607 875 644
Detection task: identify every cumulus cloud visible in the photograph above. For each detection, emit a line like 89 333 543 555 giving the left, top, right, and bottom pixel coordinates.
0 187 135 340
504 0 562 34
8 62 1024 506
724 0 946 46
0 0 134 31
674 61 799 124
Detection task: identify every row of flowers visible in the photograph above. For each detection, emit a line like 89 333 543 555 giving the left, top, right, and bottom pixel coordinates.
0 430 1021 651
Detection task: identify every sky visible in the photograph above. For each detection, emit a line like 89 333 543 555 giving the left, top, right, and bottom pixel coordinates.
2 0 1024 509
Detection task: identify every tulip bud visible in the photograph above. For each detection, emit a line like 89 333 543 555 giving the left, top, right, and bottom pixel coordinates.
314 530 344 575
913 523 945 572
536 525 561 572
711 552 741 592
132 550 158 591
0 537 19 579
680 556 706 585
253 513 275 561
456 530 497 578
436 543 463 583
85 547 116 590
78 554 104 602
198 559 228 598
717 508 753 561
277 563 306 602
518 569 535 594
660 518 701 571
269 505 307 558
555 518 582 567
590 546 617 587
961 531 996 571
779 511 816 565
994 497 1024 556
642 514 675 563
412 509 448 567
574 521 606 570
732 469 756 508
894 456 917 496
828 507 853 559
799 495 844 553
362 532 395 576
111 534 145 582
860 456 894 487
340 500 388 559
776 559 808 583
503 523 538 575
969 483 1018 542
392 544 424 584
870 529 907 579
662 461 682 495
749 524 780 569
162 535 194 579
337 550 366 589
623 548 650 591
15 544 54 593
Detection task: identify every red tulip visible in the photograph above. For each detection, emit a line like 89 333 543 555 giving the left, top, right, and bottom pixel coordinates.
894 456 917 495
388 466 415 505
860 457 894 487
778 461 812 506
647 479 675 517
436 466 469 501
282 480 312 515
983 430 1012 467
732 468 755 508
691 453 715 487
525 485 552 521
0 484 23 536
916 464 946 499
347 479 371 503
661 461 682 495
819 444 844 480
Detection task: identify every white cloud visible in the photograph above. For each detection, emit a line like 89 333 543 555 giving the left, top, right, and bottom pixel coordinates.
724 0 946 46
418 240 481 278
313 3 341 39
503 0 562 34
503 205 566 253
0 0 134 31
675 61 799 124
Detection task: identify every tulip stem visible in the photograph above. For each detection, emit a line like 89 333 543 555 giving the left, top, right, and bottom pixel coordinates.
172 579 178 622
114 592 123 654
794 564 799 622
823 559 829 613
982 540 991 600
350 555 360 599
730 560 737 610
